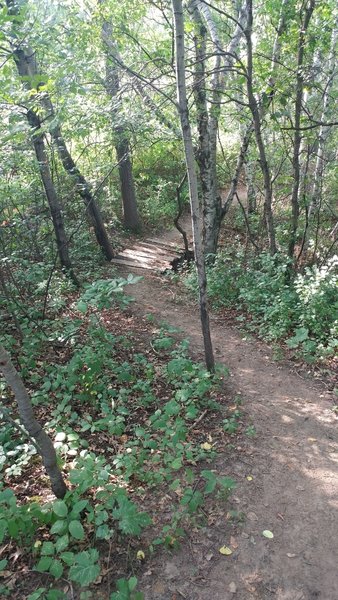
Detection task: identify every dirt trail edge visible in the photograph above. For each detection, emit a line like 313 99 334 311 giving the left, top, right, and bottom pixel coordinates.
117 224 338 600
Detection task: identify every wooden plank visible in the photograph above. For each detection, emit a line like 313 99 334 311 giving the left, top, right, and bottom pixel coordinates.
145 237 183 250
121 248 174 261
111 258 156 270
111 257 171 270
134 241 179 256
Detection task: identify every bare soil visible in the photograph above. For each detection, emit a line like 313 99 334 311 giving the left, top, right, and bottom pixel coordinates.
117 218 338 600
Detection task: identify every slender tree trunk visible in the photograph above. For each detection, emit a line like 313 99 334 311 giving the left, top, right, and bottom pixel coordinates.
115 134 140 231
42 105 114 260
222 0 289 224
245 155 257 214
192 0 246 256
172 0 214 372
101 20 141 232
8 0 113 262
190 2 219 257
288 0 315 259
0 345 67 499
27 109 76 274
245 0 277 255
221 124 253 219
6 0 76 280
308 28 337 219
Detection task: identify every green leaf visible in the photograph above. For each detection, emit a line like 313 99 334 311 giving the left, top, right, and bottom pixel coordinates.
60 551 75 566
201 470 217 494
49 559 63 579
51 520 67 535
286 327 309 349
170 457 182 470
128 576 138 591
27 590 46 600
68 550 100 586
76 301 88 313
53 500 68 518
69 520 85 540
70 499 88 517
41 541 55 556
0 520 7 544
35 556 53 572
55 534 69 553
0 558 8 571
113 490 151 535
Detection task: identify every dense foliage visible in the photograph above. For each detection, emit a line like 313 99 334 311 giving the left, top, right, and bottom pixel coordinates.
0 0 337 596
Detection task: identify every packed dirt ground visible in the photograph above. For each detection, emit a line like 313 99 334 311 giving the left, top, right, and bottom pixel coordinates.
117 218 338 600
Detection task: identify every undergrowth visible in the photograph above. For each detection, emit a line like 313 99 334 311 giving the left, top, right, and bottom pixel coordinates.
185 250 338 362
0 275 238 600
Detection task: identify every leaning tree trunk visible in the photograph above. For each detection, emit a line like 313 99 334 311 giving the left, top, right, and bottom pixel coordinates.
43 106 114 261
172 0 214 372
26 108 76 277
0 345 67 499
6 0 76 279
102 19 141 232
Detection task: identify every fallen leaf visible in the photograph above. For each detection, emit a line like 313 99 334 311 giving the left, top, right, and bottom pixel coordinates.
262 530 274 539
136 550 145 560
230 536 239 549
219 546 233 555
0 571 12 578
201 442 212 450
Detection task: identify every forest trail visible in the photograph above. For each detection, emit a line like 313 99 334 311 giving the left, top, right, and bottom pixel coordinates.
116 219 338 600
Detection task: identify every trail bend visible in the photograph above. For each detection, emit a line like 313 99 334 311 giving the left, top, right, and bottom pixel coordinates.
116 219 338 600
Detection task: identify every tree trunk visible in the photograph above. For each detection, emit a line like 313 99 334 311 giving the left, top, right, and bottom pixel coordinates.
115 134 140 231
190 1 219 257
6 0 76 280
0 345 67 499
308 27 337 219
43 109 115 261
288 0 315 259
102 19 141 232
221 124 253 219
27 109 76 276
245 0 277 255
172 0 215 372
192 0 246 256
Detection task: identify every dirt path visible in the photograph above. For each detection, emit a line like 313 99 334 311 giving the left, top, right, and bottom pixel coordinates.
117 221 338 600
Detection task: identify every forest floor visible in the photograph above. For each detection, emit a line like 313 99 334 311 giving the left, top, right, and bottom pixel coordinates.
115 216 338 600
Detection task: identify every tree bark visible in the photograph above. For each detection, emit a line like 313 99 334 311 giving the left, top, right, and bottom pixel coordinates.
308 27 337 219
288 0 315 259
0 345 67 499
102 19 141 232
192 0 246 256
172 0 215 372
245 0 277 255
190 2 219 257
42 103 115 261
6 0 76 280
